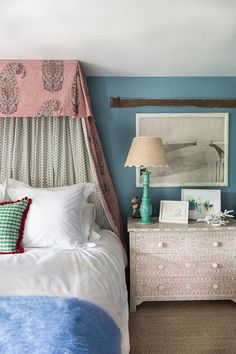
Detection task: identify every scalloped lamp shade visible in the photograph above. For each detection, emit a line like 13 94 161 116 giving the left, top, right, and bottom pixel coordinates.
124 137 168 168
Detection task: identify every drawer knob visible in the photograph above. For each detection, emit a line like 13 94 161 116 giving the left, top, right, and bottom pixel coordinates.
212 262 219 269
158 285 165 291
213 284 219 290
158 264 164 270
213 241 220 247
158 241 164 248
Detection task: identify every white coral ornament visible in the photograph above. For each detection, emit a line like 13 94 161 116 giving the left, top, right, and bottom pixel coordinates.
197 209 234 226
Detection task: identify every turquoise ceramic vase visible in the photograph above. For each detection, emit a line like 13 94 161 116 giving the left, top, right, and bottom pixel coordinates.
140 171 153 224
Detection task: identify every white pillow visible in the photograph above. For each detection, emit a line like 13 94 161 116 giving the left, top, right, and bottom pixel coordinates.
7 179 95 248
0 181 6 202
82 203 101 242
83 203 96 236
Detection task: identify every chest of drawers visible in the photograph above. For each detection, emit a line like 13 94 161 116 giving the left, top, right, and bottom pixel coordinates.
128 218 236 312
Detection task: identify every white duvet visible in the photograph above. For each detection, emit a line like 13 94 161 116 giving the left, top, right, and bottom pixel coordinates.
0 229 129 354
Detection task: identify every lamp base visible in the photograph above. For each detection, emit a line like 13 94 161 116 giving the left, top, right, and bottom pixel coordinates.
139 171 153 225
139 218 153 225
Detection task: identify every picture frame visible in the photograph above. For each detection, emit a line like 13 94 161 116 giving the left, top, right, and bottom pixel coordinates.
181 189 221 220
159 200 189 224
136 113 229 187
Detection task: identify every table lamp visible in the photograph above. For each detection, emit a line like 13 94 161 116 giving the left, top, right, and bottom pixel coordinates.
125 136 168 224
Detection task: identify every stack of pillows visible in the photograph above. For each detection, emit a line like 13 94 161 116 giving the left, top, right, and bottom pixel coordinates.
0 180 98 254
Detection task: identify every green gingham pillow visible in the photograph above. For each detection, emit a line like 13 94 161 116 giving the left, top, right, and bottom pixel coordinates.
0 198 32 254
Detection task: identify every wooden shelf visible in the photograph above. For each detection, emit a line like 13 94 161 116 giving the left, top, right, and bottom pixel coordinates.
110 97 236 108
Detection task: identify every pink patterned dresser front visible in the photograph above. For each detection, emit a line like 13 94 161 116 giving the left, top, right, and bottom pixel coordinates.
128 218 236 312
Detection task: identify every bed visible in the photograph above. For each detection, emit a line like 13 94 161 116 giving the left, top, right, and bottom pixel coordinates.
0 228 129 354
0 60 129 354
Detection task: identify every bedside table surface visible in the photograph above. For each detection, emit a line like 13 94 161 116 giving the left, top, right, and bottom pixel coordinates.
128 217 236 232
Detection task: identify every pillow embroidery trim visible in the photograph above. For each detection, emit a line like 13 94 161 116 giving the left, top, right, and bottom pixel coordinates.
0 197 32 254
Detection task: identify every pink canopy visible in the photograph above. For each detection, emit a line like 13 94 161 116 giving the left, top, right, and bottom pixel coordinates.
0 60 124 241
0 60 90 118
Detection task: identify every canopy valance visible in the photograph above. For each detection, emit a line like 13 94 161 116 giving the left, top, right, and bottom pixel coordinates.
0 60 124 242
0 60 90 118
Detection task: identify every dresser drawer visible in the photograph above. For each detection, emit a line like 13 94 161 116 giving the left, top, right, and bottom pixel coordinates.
189 231 236 252
136 254 236 277
135 233 186 254
136 277 236 297
135 230 236 255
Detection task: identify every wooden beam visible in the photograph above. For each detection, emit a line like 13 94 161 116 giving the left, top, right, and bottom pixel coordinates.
110 97 236 108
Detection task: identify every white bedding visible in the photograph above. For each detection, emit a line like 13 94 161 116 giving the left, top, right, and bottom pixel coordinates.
0 229 129 354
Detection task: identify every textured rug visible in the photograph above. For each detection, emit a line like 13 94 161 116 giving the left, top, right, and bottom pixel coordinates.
129 300 236 354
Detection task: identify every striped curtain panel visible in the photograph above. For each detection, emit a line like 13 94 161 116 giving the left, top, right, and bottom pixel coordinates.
0 116 111 231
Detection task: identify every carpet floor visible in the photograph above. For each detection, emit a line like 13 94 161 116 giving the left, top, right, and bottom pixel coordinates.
129 301 236 354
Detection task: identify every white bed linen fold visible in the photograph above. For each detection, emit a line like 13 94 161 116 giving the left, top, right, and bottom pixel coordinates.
0 230 129 354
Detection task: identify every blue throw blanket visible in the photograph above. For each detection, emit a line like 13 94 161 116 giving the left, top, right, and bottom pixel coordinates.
0 296 121 354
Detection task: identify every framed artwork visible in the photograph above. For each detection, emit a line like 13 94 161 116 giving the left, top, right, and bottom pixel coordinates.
136 113 229 187
159 200 189 224
181 189 221 220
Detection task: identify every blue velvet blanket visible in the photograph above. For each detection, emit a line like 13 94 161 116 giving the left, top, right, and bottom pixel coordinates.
0 296 121 354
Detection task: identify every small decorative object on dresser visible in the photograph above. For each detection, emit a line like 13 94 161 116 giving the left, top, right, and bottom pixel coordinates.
198 209 234 226
128 217 236 312
131 196 141 218
181 189 221 220
159 200 189 224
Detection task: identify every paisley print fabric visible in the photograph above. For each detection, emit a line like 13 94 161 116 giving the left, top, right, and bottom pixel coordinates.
0 61 91 119
88 135 105 176
71 67 79 113
42 60 64 92
84 117 124 239
0 62 26 114
37 99 62 117
0 60 124 242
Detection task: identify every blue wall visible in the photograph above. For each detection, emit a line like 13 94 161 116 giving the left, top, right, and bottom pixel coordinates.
87 77 236 238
